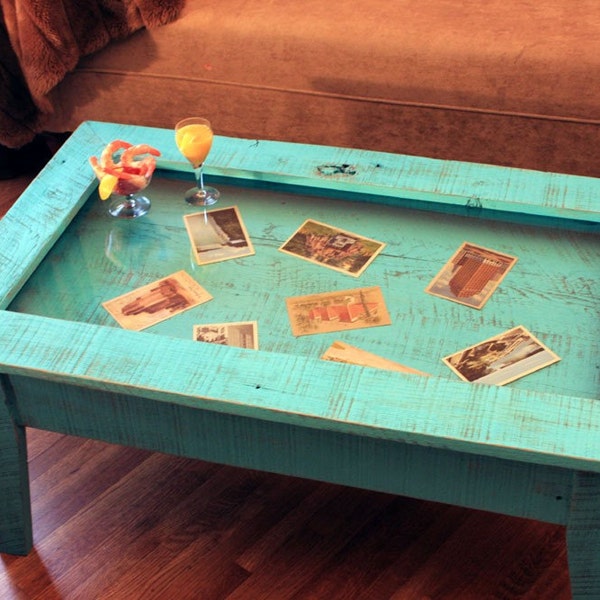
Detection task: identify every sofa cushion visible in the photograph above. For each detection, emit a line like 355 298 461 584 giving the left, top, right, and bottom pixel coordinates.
45 0 600 175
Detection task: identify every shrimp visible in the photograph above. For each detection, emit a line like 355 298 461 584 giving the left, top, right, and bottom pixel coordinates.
120 144 161 168
90 157 135 180
89 156 105 179
120 144 161 178
90 141 160 177
99 140 132 170
89 140 160 199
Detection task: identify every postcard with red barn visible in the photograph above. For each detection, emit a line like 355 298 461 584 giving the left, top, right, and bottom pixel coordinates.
285 286 391 337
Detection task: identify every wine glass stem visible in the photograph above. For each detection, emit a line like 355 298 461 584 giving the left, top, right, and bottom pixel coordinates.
194 165 204 192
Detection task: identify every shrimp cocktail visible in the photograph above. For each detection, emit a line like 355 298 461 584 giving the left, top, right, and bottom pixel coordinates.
175 117 220 206
90 140 160 218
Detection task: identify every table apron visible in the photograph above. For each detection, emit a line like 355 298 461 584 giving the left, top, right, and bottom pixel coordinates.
5 374 573 527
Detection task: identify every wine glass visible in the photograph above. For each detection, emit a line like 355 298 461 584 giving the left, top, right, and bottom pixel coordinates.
175 117 220 206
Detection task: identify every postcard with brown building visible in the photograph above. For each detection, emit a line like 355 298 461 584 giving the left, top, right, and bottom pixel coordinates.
103 271 213 330
426 242 517 309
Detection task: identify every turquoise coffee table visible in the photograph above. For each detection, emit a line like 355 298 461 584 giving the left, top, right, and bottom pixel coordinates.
0 121 598 597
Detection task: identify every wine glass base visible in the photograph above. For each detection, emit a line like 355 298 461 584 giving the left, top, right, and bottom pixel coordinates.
184 186 220 207
108 195 151 219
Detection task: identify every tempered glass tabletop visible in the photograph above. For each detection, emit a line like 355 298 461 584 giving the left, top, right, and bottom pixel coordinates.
8 168 600 399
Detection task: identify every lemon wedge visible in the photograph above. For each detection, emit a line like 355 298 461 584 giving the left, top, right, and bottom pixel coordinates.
178 132 199 158
98 174 119 200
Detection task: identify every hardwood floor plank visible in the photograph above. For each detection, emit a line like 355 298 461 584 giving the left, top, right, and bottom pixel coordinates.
289 497 455 600
68 461 308 598
32 453 221 599
359 504 474 600
494 526 567 599
0 423 573 599
386 512 569 600
228 489 430 600
21 429 60 462
236 482 344 572
29 442 153 549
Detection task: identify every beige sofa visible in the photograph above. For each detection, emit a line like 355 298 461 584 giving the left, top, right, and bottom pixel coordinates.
10 0 600 176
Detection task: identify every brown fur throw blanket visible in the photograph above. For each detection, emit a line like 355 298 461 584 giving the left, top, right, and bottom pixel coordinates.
0 0 184 147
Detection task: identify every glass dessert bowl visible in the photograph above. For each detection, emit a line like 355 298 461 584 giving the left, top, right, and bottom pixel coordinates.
90 140 160 218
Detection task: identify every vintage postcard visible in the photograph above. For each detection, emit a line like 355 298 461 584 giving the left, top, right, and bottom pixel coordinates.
286 286 391 337
279 219 385 277
425 242 517 309
102 270 213 330
321 340 430 376
443 325 561 386
193 321 259 350
184 205 255 265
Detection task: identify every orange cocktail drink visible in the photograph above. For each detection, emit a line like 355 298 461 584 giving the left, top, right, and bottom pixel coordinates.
175 122 213 168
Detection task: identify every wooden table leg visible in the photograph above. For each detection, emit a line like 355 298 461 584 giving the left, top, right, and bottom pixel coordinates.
0 376 32 555
567 471 600 599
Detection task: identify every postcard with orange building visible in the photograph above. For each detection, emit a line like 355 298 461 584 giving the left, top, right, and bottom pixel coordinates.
286 286 391 337
425 242 517 309
279 219 385 277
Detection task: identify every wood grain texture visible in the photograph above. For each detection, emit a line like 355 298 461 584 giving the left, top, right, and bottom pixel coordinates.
0 377 32 554
1 309 599 475
0 429 572 599
6 375 573 525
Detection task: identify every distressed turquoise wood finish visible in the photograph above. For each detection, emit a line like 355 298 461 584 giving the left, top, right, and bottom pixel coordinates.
0 377 32 555
0 121 599 596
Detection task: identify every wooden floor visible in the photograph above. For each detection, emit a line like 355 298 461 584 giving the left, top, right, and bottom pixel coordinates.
0 172 31 217
0 143 572 599
0 429 571 600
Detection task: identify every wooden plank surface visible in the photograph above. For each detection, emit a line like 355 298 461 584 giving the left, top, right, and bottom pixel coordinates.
7 374 573 525
567 472 600 596
7 173 598 396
